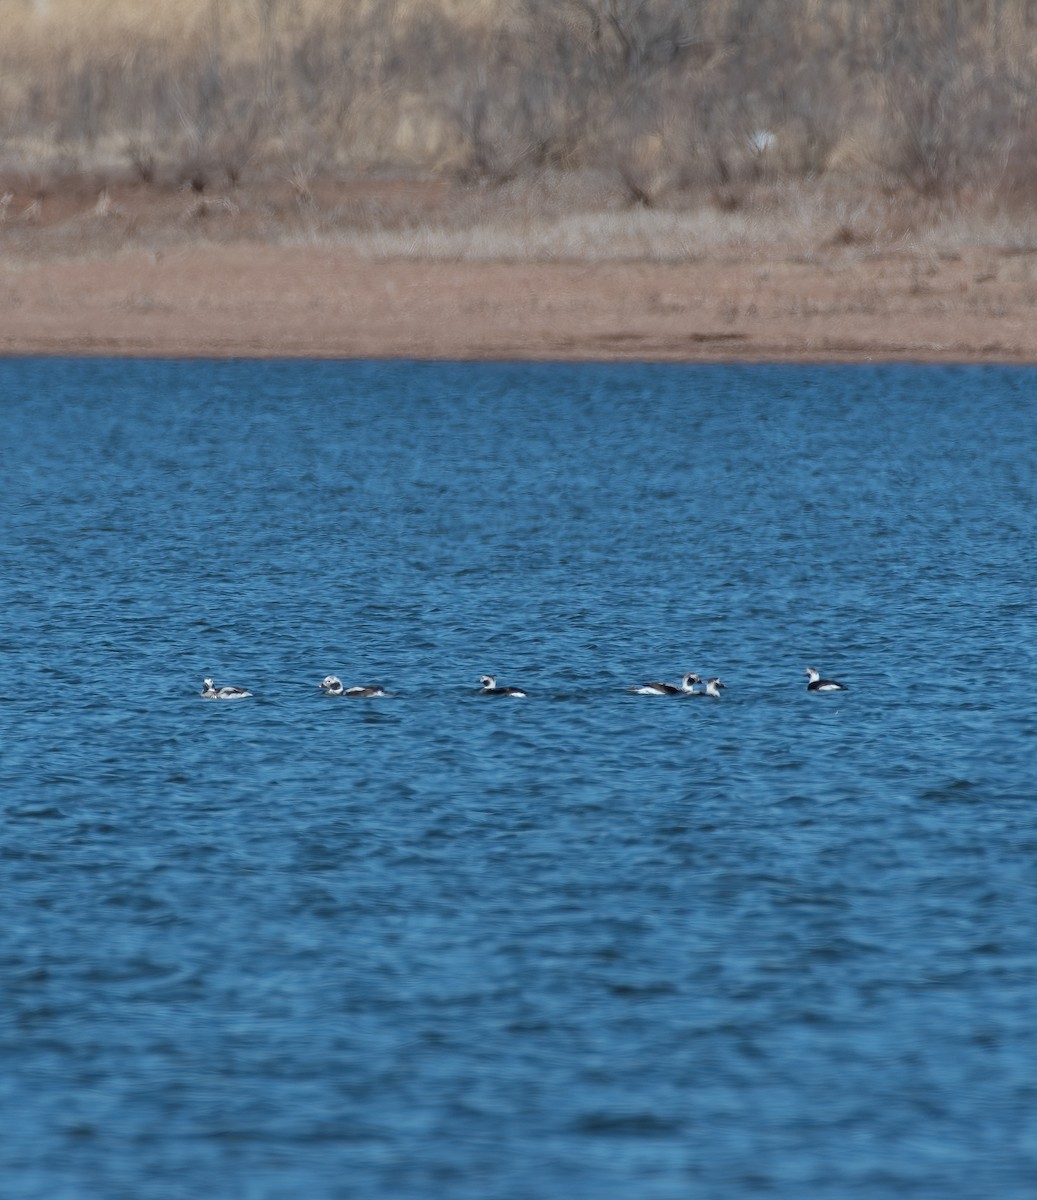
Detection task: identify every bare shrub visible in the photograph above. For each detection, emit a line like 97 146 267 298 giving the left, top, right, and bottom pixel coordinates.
883 48 971 196
3 0 1037 215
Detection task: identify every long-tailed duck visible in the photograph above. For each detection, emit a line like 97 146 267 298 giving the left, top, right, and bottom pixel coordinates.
805 667 847 692
630 673 701 695
478 675 527 697
319 675 391 698
694 676 726 698
201 677 252 700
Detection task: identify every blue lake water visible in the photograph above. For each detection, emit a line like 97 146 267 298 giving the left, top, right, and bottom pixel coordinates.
2 357 1036 1198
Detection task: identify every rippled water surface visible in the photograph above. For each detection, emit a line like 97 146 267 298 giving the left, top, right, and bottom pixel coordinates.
2 358 1036 1198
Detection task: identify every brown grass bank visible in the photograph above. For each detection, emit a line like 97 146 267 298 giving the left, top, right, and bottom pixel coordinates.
3 2 1037 361
2 175 1036 362
6 0 1037 201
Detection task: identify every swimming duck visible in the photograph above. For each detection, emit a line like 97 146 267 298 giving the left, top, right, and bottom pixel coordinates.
805 667 847 692
478 675 527 697
694 676 726 698
319 675 391 698
201 677 252 700
629 673 701 696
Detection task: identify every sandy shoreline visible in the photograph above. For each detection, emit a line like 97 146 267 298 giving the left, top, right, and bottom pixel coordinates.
2 240 1036 363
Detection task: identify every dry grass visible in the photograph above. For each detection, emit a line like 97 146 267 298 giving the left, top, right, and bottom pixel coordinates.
6 0 496 49
5 168 1037 273
351 191 1037 265
350 198 840 263
5 0 1037 262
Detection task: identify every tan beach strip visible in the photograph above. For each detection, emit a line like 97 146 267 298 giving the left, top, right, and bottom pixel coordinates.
3 242 1037 363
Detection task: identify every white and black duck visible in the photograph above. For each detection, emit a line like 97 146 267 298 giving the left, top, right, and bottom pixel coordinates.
694 676 726 698
201 677 252 700
629 673 701 696
478 675 527 697
319 675 391 698
805 667 847 692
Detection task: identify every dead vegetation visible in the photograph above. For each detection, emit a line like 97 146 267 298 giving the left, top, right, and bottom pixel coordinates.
4 0 1037 258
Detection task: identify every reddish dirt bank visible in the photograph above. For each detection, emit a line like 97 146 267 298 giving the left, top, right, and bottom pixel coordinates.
2 242 1036 362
